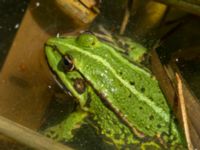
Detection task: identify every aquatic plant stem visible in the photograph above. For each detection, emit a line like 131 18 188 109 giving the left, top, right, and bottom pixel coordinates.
176 73 193 150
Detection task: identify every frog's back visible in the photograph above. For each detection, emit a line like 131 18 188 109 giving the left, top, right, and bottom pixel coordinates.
47 34 185 146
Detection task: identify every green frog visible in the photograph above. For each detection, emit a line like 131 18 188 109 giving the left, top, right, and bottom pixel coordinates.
44 33 186 149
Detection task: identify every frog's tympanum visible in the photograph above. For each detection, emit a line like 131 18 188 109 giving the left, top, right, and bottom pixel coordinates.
44 33 186 149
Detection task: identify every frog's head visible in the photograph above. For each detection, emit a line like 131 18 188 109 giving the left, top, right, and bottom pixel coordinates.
45 33 99 73
45 33 100 106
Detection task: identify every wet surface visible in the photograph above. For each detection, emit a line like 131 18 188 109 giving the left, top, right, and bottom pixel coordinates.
0 0 30 69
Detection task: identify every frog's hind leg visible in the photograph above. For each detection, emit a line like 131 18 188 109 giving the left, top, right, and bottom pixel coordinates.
43 110 88 142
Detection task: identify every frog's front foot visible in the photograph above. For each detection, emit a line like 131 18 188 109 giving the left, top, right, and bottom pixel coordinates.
43 110 88 142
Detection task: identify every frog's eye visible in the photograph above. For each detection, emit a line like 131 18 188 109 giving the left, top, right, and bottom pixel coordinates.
76 32 98 47
58 55 74 72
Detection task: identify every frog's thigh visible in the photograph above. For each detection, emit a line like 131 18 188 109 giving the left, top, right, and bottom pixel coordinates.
44 110 88 141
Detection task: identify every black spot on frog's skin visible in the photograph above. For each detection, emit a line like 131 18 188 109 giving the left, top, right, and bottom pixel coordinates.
51 45 58 52
157 124 162 129
73 78 86 94
139 106 143 110
129 81 135 86
140 87 145 93
119 71 123 75
58 55 74 72
149 115 154 120
161 101 165 105
149 96 153 101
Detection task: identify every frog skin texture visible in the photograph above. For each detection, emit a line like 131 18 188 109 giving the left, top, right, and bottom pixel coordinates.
44 33 186 149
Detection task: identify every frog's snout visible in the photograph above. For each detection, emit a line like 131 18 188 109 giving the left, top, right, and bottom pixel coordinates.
76 32 99 47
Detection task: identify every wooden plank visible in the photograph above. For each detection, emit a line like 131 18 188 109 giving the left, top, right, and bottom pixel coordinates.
0 0 79 129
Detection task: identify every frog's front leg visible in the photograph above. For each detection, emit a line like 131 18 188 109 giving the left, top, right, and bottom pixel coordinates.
44 110 88 141
114 36 148 63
